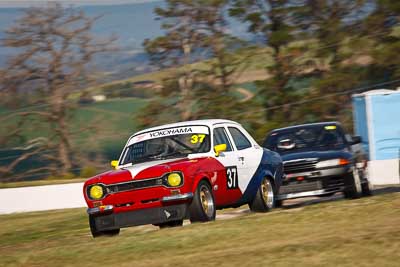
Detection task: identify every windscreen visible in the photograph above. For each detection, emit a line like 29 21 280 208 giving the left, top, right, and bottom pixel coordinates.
120 126 210 165
264 125 345 153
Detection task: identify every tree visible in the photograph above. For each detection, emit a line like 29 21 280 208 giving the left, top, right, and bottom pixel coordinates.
229 0 399 134
196 0 247 93
0 3 114 180
363 0 400 81
229 0 309 126
140 0 256 129
303 1 366 64
299 0 374 128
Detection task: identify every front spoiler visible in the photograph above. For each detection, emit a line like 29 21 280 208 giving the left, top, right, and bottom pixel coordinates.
277 187 344 200
87 205 114 215
87 193 194 230
92 203 189 231
278 166 351 200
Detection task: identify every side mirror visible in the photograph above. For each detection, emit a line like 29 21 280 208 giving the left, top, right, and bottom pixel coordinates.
110 160 119 169
351 135 362 145
214 144 227 157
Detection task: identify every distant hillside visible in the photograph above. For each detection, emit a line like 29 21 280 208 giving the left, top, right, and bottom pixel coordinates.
0 2 165 81
0 1 251 83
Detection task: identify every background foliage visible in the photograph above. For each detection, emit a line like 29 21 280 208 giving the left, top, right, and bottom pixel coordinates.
0 0 399 181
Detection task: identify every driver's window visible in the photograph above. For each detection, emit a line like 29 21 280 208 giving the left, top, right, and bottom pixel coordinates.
319 130 344 146
213 127 233 152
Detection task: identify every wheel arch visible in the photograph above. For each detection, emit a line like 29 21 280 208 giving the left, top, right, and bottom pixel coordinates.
192 172 212 192
260 168 276 183
241 168 276 204
189 173 216 222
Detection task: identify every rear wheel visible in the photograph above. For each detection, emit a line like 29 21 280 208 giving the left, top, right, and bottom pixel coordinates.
89 215 120 238
189 180 216 223
249 177 275 212
344 168 362 199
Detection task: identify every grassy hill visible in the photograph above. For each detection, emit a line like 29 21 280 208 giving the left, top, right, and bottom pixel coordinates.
0 97 149 179
0 191 399 266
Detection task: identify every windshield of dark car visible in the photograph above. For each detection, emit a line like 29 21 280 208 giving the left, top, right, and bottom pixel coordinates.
263 125 345 153
120 130 210 165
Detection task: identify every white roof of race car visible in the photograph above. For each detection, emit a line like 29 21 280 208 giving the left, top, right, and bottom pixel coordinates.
132 119 239 137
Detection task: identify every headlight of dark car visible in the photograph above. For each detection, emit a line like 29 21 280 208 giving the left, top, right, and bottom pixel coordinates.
316 158 350 169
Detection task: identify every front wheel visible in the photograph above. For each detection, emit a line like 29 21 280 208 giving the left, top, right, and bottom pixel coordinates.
249 177 275 212
361 179 373 196
89 215 120 238
189 180 216 223
344 168 362 199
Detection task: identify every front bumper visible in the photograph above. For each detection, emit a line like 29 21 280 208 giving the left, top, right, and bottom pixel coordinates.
277 188 342 200
278 166 351 200
87 193 193 230
91 203 189 231
161 192 193 203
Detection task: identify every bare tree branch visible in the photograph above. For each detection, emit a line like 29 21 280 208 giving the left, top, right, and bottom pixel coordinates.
0 2 115 180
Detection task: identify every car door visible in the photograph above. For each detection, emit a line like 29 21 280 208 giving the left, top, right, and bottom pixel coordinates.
212 127 243 205
226 126 263 196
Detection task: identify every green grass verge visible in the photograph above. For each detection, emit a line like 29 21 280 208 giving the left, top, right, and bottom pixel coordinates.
0 192 399 266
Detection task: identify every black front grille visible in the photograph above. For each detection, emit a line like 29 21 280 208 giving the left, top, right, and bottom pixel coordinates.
324 176 345 189
284 159 318 173
279 180 322 194
107 178 163 194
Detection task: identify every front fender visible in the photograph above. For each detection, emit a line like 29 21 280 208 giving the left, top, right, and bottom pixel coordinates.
191 172 212 192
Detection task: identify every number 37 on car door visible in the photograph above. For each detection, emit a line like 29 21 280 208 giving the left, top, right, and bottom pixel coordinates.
226 166 238 189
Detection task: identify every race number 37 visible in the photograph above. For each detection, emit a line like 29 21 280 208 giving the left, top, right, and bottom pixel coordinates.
226 166 238 189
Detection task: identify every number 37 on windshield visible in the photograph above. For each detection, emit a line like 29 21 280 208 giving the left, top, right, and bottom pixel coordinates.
190 134 206 144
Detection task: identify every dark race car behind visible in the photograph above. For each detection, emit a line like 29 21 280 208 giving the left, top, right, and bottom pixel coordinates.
263 122 372 205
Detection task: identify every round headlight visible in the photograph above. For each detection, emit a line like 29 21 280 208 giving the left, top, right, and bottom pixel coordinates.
89 185 104 200
167 173 182 187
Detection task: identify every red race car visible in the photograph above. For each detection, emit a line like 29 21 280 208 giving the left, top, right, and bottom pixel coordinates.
83 119 283 237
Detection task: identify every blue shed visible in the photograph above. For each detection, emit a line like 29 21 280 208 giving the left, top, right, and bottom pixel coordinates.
352 89 400 185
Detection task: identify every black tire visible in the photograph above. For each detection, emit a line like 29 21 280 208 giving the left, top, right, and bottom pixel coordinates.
361 179 373 196
157 220 184 229
343 168 362 199
189 180 216 223
275 199 283 208
89 215 120 238
249 177 275 212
